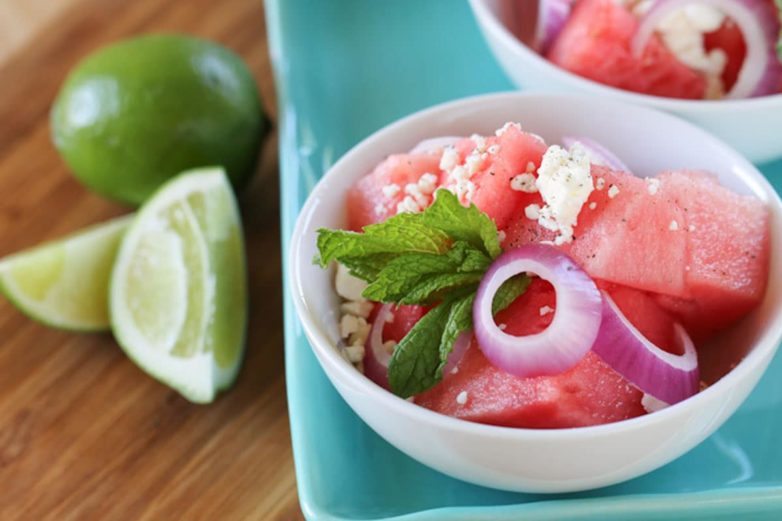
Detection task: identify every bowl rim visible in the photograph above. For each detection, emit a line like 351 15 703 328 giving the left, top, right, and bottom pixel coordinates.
467 0 782 111
289 91 782 442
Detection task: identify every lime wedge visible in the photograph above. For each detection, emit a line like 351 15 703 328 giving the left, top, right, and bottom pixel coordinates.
0 216 131 331
110 167 247 403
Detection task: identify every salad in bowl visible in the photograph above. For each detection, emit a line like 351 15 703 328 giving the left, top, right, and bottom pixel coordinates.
468 0 782 162
289 93 782 492
536 0 782 100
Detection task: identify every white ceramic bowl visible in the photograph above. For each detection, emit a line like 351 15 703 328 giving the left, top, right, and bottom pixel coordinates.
468 0 782 164
289 93 782 493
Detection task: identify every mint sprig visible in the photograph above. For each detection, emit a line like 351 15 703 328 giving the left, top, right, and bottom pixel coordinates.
363 241 490 305
316 189 528 397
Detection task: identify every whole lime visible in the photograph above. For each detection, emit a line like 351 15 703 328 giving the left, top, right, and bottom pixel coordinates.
51 34 267 205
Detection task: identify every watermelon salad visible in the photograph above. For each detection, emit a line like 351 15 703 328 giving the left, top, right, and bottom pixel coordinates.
317 123 770 429
534 0 782 99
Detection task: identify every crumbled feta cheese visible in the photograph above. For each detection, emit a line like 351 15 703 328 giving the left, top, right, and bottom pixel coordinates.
451 366 459 375
470 134 487 153
382 183 401 197
348 320 371 347
539 305 554 316
641 393 669 413
449 164 469 182
404 182 429 207
340 300 374 318
456 391 469 405
418 172 438 194
656 6 727 98
497 230 506 243
453 180 476 205
441 130 503 206
498 323 507 331
646 177 660 195
488 144 500 155
396 195 422 214
344 344 365 363
669 220 679 231
398 173 440 212
374 203 387 216
534 144 594 244
526 161 536 173
588 201 597 210
525 203 541 221
689 224 696 232
465 151 485 175
440 146 459 171
340 314 366 338
495 122 521 137
607 185 620 199
335 264 367 301
510 173 538 193
595 177 606 191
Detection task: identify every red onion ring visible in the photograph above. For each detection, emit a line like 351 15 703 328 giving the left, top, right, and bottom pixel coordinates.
409 136 463 155
364 303 394 389
472 245 602 377
632 0 782 99
593 293 700 405
561 136 631 172
535 0 575 54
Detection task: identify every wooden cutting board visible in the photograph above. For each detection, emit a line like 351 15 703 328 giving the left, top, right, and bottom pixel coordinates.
0 0 303 519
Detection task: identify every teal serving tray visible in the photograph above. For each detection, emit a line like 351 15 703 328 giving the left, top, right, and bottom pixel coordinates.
267 1 782 519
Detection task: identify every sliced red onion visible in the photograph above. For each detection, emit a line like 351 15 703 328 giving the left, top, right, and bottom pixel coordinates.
632 0 782 99
534 0 575 53
409 136 463 155
593 293 699 405
364 303 394 389
562 136 631 172
473 245 602 377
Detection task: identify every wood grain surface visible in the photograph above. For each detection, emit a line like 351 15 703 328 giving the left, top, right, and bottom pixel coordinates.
0 0 82 64
0 1 304 519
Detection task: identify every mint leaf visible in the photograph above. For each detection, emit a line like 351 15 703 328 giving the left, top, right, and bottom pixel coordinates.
436 292 476 379
316 212 450 268
422 189 502 259
388 300 454 397
448 240 493 271
362 241 491 305
339 253 398 281
361 253 456 301
492 275 532 314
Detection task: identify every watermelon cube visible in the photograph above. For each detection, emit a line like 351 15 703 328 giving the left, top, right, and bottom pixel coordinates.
655 170 770 337
347 153 441 230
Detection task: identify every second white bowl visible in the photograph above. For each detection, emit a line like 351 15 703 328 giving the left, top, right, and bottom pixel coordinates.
468 0 782 164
